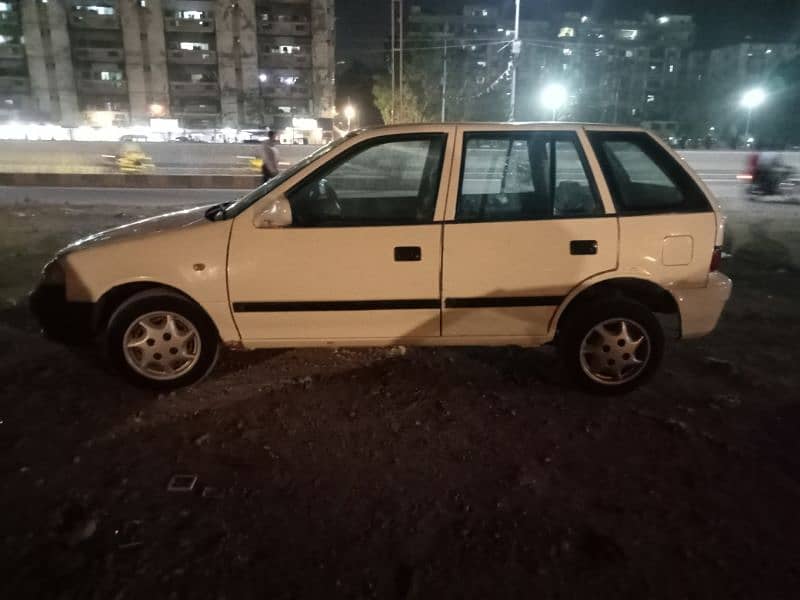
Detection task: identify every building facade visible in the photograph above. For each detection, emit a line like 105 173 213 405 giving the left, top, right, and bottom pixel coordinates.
404 5 696 127
0 0 335 128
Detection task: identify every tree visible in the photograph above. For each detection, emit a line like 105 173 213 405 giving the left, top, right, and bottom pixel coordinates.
373 45 512 124
372 71 430 124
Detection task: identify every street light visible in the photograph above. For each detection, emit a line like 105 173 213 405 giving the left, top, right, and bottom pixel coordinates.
343 104 356 131
540 83 568 121
740 87 766 144
149 103 165 117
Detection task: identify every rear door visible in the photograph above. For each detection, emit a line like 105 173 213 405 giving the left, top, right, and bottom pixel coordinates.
441 127 619 339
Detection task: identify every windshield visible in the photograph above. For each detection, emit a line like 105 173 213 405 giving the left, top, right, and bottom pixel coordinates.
220 133 360 219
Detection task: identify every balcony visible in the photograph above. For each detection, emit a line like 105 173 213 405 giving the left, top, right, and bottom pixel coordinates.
261 85 310 100
76 79 128 95
167 49 217 65
169 81 219 97
0 43 24 60
257 21 310 36
0 76 28 93
173 103 220 117
68 12 120 29
73 47 125 62
260 52 311 69
164 18 215 33
0 11 20 25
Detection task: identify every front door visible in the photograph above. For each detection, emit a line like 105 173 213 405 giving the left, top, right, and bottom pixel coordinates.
442 128 619 339
227 129 454 344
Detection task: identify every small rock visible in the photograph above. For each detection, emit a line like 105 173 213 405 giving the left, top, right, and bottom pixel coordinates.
702 356 736 375
67 518 98 546
193 433 211 446
712 393 741 407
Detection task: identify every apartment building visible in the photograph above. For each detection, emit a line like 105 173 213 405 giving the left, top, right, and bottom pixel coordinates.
0 0 334 128
405 5 695 125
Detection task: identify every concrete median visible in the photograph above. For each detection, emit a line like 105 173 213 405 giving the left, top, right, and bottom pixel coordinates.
0 172 262 189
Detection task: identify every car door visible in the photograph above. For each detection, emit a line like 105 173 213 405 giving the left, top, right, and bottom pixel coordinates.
441 126 619 340
227 128 455 344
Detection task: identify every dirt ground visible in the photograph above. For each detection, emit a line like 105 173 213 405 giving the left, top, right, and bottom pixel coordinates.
1 200 800 599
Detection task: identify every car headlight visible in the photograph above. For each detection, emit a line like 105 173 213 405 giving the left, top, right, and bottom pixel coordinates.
41 260 65 286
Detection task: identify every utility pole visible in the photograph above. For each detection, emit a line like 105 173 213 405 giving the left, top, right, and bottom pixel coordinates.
508 0 521 121
390 0 404 123
399 0 404 122
441 25 448 122
390 0 396 123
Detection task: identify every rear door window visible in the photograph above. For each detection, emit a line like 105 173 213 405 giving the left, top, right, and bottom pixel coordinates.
456 131 603 222
588 132 711 214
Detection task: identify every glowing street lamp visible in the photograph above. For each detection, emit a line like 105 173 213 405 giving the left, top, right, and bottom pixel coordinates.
740 87 766 143
149 103 165 117
540 83 568 121
343 104 356 131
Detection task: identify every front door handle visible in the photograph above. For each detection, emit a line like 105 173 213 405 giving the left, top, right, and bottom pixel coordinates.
570 240 598 255
394 246 422 262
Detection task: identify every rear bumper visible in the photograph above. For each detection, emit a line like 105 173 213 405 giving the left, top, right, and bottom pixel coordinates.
29 284 95 345
672 272 733 339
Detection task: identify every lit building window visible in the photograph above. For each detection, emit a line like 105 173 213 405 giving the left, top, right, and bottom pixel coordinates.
650 65 657 71
668 64 675 73
657 16 670 25
558 27 575 38
625 50 634 58
0 35 10 45
580 15 589 23
620 29 638 40
0 3 11 11
178 10 203 20
81 5 115 15
180 42 209 50
476 60 487 67
646 94 655 103
562 48 573 56
765 48 773 55
279 76 298 85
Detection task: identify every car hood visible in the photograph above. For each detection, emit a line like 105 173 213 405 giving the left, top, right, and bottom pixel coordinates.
59 205 213 256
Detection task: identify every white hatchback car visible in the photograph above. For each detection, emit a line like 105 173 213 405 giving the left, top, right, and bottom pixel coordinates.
31 124 731 393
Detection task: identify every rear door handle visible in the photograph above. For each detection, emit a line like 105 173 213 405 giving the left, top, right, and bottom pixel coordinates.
570 240 598 255
394 246 422 262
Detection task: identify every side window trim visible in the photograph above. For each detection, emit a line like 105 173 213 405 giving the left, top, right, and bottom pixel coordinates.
453 130 606 223
286 132 449 228
587 131 713 215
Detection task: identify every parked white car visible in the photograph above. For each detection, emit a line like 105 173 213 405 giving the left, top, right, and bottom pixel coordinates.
31 123 731 393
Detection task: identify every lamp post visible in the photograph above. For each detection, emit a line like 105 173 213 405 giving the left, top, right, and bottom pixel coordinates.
343 104 356 131
741 87 766 144
541 83 568 121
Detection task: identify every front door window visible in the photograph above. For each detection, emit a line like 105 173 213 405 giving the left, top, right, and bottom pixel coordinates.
288 135 447 227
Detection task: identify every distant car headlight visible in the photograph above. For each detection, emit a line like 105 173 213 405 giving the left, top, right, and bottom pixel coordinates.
41 260 65 286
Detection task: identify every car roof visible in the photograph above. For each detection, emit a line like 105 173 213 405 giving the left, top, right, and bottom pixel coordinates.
354 122 647 134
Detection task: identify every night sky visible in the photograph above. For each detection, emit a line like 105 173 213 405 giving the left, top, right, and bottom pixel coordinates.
336 0 800 65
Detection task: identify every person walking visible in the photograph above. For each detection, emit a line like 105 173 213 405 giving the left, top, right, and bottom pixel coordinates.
262 130 280 183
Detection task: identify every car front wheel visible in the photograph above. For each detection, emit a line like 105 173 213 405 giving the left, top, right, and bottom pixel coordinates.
106 289 220 390
559 298 664 394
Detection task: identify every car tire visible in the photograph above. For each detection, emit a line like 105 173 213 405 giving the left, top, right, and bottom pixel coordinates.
105 288 220 390
558 297 664 395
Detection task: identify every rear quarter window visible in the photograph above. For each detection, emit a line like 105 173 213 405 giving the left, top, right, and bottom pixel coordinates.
588 132 711 214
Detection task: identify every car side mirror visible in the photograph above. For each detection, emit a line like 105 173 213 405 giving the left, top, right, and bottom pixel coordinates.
254 195 293 229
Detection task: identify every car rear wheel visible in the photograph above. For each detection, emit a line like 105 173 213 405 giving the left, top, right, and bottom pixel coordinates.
559 298 664 394
106 289 219 390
